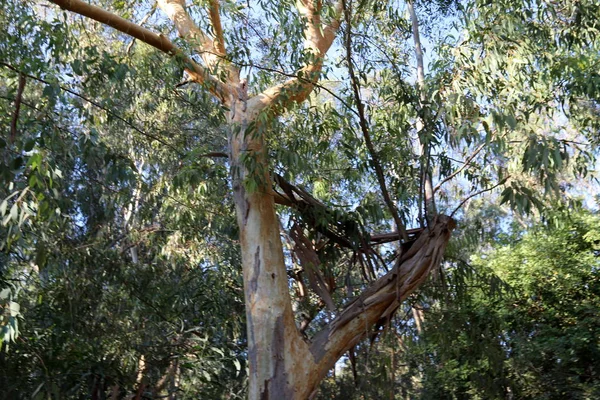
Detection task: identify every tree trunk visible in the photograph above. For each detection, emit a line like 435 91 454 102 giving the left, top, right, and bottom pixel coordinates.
228 95 455 395
229 100 320 399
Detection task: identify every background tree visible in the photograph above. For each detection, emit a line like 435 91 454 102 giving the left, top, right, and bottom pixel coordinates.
390 206 600 400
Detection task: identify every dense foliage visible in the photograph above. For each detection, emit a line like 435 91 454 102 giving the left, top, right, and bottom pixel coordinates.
403 208 600 399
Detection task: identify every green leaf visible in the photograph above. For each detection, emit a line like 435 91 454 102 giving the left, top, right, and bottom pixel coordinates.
23 139 36 152
10 157 23 171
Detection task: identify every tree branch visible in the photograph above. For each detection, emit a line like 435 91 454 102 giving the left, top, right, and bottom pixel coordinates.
208 0 226 57
342 0 408 241
48 0 230 101
10 73 26 143
126 6 157 54
247 0 343 117
433 142 486 194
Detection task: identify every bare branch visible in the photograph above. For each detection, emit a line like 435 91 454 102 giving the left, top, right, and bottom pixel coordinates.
126 6 157 54
247 0 343 116
290 225 336 311
433 142 486 194
49 0 230 101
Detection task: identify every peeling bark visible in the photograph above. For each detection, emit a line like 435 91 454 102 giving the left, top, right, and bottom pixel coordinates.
305 215 455 395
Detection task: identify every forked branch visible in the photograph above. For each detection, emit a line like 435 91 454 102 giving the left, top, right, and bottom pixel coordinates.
247 0 343 116
157 0 239 85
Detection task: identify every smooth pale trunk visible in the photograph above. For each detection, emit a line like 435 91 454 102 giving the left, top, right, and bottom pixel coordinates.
228 103 322 399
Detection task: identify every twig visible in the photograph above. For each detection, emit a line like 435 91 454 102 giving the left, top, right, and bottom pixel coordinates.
433 142 486 194
126 6 157 54
450 177 509 217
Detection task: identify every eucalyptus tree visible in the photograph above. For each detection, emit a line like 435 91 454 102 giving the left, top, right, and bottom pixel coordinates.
1 0 598 398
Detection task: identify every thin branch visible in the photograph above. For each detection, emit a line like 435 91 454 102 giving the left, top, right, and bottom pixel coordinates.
450 177 509 217
198 151 228 159
342 0 408 241
48 0 230 101
433 142 486 194
126 6 157 54
10 73 26 143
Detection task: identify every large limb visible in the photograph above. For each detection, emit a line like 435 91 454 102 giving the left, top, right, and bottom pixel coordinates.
48 0 230 101
308 215 456 386
157 0 239 86
247 0 343 117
